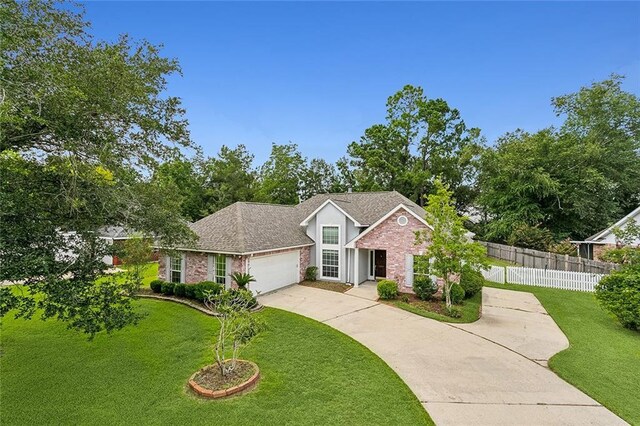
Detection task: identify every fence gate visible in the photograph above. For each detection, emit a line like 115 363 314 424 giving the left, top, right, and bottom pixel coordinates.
481 265 506 284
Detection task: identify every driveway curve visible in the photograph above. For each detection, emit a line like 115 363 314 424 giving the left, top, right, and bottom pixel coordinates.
259 285 625 425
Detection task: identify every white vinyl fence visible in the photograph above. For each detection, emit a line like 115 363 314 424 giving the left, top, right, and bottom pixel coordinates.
481 265 605 292
506 267 604 292
481 266 506 284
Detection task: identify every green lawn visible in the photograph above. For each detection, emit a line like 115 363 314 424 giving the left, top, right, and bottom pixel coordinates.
387 291 482 323
485 282 640 424
0 299 432 425
486 257 518 267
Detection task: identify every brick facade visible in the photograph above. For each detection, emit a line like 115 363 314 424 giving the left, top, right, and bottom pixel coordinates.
158 245 311 285
185 251 208 283
299 246 311 282
355 208 430 291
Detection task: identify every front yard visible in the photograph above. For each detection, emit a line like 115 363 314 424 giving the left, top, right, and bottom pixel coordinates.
485 282 640 424
0 298 432 425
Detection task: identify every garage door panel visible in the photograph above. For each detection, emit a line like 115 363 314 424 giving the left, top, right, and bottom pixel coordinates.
249 250 300 295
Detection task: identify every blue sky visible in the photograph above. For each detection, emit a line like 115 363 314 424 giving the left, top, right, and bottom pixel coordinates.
84 2 640 164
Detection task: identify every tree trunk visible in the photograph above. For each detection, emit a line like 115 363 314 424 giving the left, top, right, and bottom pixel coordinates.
444 278 452 310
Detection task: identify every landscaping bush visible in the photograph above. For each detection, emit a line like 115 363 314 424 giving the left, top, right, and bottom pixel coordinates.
377 280 398 300
459 266 483 299
194 281 223 302
150 280 164 293
304 266 318 281
446 306 462 318
230 272 255 289
595 268 640 331
174 283 187 297
442 283 465 305
413 275 438 300
184 284 197 299
228 288 258 308
160 281 175 296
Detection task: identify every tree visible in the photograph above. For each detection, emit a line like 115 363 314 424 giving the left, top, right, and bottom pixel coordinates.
478 76 640 244
255 143 306 204
120 234 154 287
300 158 344 200
204 289 264 376
202 144 257 213
416 179 487 310
0 1 193 336
154 157 208 222
345 85 483 210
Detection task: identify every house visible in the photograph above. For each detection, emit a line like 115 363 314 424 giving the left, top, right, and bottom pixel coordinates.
99 226 159 266
157 191 433 294
572 206 640 260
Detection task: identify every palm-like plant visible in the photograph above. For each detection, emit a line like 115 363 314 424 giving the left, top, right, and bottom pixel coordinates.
230 272 256 289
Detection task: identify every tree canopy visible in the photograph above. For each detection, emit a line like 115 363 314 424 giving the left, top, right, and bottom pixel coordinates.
478 76 640 245
0 0 193 335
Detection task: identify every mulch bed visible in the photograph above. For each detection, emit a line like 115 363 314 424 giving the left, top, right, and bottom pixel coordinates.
388 293 450 316
299 280 351 293
190 360 259 398
137 289 263 315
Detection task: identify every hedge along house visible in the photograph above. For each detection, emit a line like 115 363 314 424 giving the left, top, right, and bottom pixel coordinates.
157 191 433 295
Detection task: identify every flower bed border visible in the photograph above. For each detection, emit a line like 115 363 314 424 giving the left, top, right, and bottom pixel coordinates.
188 361 260 399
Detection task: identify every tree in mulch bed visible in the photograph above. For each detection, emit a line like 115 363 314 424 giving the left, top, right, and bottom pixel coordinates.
189 288 265 398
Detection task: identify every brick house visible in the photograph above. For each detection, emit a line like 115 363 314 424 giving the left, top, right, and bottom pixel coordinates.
573 205 640 260
157 191 434 294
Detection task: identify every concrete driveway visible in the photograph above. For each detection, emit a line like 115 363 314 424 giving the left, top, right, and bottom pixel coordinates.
259 285 626 425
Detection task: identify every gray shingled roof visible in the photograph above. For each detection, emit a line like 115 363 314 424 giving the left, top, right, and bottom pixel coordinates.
185 191 426 254
99 226 133 239
298 191 426 226
187 202 313 254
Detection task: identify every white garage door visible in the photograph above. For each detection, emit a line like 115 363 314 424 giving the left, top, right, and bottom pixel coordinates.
248 250 300 295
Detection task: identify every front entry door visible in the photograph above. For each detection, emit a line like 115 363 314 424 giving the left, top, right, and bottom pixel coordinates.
374 250 386 278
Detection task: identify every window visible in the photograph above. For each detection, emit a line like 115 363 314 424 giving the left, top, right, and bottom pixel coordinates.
322 249 339 278
397 215 408 226
215 255 226 285
322 226 339 245
170 256 182 283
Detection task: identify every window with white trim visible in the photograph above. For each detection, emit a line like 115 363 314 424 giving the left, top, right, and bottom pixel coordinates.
170 256 183 283
214 254 226 285
322 226 339 245
322 249 339 278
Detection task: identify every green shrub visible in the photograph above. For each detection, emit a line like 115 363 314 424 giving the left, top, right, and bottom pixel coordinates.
228 288 258 308
174 283 187 297
446 306 462 318
304 266 318 281
400 294 410 303
595 269 640 331
442 283 465 305
184 284 197 299
194 281 223 302
377 280 398 300
459 266 483 298
413 275 437 300
160 282 175 296
149 279 164 293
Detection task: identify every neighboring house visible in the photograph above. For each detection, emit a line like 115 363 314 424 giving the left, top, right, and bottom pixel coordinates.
157 191 433 294
99 226 161 266
572 206 640 260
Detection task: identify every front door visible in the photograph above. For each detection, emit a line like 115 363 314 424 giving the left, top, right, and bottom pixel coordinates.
374 250 386 278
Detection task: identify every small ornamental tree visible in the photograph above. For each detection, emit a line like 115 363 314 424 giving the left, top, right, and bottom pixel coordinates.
416 179 487 310
120 234 153 287
204 289 264 377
